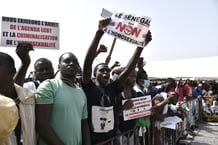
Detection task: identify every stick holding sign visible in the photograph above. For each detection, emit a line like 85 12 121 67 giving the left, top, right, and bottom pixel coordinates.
105 38 116 64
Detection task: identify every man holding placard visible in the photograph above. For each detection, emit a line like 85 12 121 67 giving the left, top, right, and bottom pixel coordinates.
82 11 152 144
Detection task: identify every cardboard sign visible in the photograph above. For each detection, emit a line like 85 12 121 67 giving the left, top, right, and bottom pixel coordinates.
122 95 152 121
103 11 151 47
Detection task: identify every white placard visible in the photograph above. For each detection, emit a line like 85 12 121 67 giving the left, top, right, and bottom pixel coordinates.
122 95 152 121
103 11 151 47
1 16 59 49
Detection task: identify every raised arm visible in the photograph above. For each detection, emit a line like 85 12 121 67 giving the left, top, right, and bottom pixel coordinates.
14 42 33 86
82 18 111 84
116 30 152 88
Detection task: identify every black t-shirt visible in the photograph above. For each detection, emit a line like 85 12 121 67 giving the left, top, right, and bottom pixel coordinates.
82 80 122 144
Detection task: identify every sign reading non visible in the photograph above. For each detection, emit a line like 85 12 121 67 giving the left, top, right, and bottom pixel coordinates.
103 12 151 47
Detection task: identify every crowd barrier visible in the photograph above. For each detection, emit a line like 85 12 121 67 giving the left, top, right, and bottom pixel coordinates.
94 98 201 145
202 96 218 122
160 98 200 145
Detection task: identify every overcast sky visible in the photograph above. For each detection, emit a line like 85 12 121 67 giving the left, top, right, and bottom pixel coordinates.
0 0 218 77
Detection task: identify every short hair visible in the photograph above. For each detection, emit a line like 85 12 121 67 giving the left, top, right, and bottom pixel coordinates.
136 69 148 81
93 63 108 77
0 52 16 75
34 58 53 70
164 78 176 92
58 52 77 64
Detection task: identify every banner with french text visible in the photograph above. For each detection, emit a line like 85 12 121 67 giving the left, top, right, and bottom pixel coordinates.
103 12 151 47
0 16 59 49
122 95 152 121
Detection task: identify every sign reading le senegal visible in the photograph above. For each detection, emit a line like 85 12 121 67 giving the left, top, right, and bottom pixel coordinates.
103 12 151 47
0 16 59 49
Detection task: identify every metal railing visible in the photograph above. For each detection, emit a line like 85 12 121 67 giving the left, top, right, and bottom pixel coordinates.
94 98 201 145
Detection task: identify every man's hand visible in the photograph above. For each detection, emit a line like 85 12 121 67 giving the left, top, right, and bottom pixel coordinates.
110 61 121 71
98 44 107 52
95 44 107 57
112 61 121 68
16 42 34 65
98 18 111 31
14 42 34 86
123 100 134 110
144 30 152 45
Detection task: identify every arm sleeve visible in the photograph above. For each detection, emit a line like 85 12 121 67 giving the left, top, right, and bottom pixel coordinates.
35 80 55 104
81 89 88 119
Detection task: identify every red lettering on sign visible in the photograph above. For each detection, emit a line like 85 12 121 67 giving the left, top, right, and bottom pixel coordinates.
115 22 141 38
10 24 16 30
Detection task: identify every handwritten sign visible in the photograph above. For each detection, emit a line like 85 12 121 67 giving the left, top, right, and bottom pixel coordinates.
122 95 152 121
103 11 151 47
1 16 59 49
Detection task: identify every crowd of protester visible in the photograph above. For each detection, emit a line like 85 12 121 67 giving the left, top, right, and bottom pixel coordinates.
1 17 218 145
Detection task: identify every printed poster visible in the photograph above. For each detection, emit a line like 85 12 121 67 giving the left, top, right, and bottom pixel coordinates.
1 16 59 49
122 95 152 121
103 11 151 47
